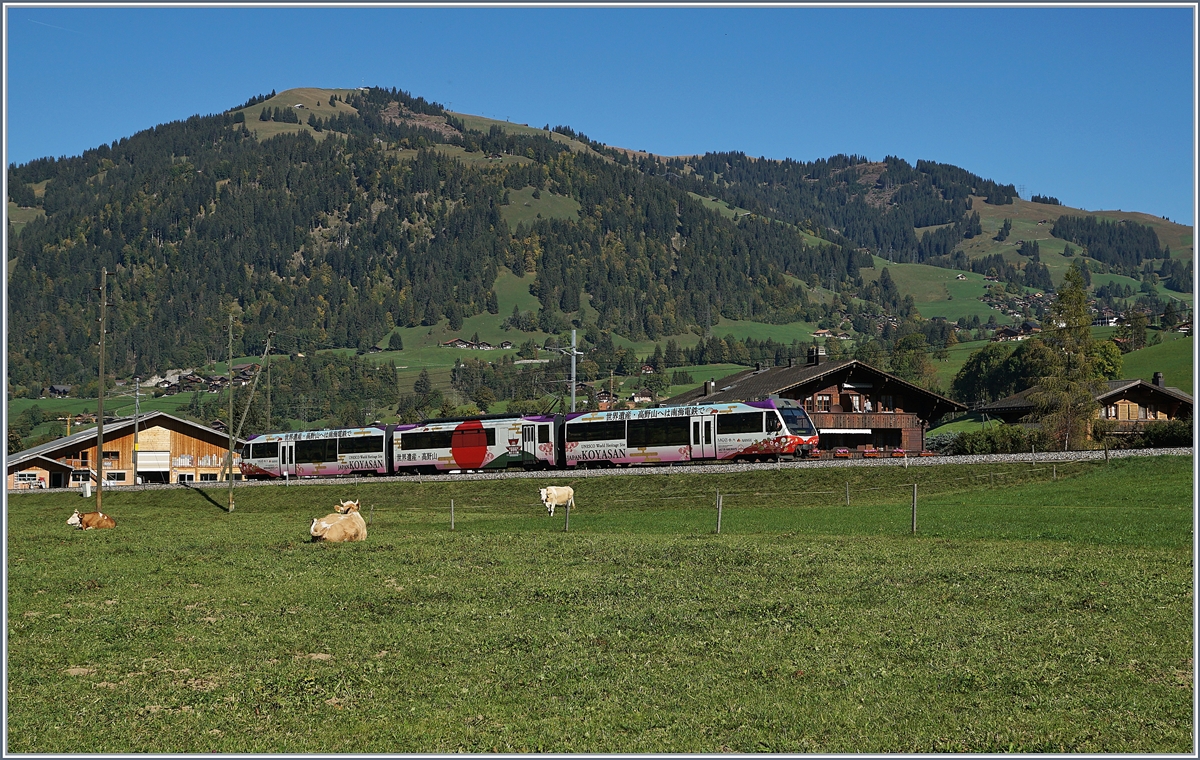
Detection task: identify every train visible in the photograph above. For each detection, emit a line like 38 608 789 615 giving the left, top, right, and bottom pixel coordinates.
238 397 818 479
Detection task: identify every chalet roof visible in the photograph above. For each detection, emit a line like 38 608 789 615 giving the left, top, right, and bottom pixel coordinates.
665 359 966 415
979 379 1194 415
7 411 245 469
7 454 74 475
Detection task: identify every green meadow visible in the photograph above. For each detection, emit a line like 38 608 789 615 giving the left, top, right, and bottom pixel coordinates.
5 455 1192 753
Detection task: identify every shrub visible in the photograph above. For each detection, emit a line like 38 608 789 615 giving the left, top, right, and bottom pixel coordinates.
1124 419 1194 449
947 424 1053 455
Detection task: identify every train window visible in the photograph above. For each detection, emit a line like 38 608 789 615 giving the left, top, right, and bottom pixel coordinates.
766 414 782 433
717 412 763 435
566 420 626 442
251 441 279 459
296 438 334 463
627 417 689 447
781 408 816 436
538 425 550 444
401 430 454 450
339 435 384 455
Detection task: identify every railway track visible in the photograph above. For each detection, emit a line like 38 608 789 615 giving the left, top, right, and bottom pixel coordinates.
10 447 1190 495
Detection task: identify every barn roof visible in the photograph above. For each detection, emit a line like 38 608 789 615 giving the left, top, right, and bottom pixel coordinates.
979 379 1194 416
665 359 965 415
7 411 244 468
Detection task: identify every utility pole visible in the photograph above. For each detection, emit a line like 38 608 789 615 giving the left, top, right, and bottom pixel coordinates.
133 371 141 485
570 329 578 412
266 339 272 431
226 312 235 512
94 268 108 512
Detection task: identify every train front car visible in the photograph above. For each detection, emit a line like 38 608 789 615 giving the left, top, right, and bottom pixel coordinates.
392 414 531 474
240 425 390 480
562 399 818 468
767 398 819 457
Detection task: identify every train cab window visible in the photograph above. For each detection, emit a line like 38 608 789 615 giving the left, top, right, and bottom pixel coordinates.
766 414 782 433
250 441 279 459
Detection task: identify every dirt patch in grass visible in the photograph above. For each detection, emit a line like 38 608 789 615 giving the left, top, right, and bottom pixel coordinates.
381 102 460 140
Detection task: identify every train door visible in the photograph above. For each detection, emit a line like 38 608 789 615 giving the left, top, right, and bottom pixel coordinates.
521 424 538 466
691 414 715 460
280 441 295 478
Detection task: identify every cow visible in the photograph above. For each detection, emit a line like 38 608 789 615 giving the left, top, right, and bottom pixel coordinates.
539 486 575 517
66 509 116 530
310 501 367 542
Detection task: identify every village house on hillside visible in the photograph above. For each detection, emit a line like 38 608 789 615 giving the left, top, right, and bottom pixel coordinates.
978 373 1192 437
7 411 245 490
665 346 965 453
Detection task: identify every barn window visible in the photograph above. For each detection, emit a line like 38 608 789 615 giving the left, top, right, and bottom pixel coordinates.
107 472 126 482
199 473 217 482
177 473 194 483
815 394 832 413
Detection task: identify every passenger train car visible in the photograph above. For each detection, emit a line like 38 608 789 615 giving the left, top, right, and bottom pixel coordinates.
239 398 817 479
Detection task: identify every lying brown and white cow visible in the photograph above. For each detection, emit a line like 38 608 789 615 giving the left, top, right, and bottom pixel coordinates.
66 509 116 530
310 500 367 542
539 486 575 517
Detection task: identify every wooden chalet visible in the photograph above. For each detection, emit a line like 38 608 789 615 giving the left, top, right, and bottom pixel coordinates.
978 372 1193 435
665 346 965 452
7 411 244 490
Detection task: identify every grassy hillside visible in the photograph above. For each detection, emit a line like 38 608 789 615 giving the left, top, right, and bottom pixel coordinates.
961 196 1193 265
6 456 1192 752
7 201 44 236
861 257 1014 325
231 87 362 142
1120 334 1193 395
448 113 594 154
499 186 581 232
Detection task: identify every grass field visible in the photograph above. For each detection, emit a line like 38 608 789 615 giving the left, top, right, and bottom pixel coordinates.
5 455 1192 752
7 201 44 236
962 196 1193 266
1120 334 1194 395
500 186 582 232
861 257 1013 325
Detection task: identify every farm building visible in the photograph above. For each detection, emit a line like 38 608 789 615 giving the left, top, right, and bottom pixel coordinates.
665 347 965 452
978 373 1193 435
7 411 245 490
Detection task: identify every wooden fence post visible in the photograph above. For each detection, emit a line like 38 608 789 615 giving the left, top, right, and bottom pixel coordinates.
716 489 722 534
451 499 454 531
911 483 917 534
845 481 850 506
564 500 570 532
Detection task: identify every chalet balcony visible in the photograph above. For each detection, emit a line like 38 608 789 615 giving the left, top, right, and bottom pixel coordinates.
808 412 922 431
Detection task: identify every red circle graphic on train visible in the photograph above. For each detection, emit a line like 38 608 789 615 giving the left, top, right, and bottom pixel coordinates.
450 419 488 469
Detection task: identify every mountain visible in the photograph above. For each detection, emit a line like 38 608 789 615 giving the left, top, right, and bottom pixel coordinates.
6 86 1192 395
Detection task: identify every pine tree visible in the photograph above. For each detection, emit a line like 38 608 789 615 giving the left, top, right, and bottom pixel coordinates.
414 369 432 395
388 332 404 351
1028 261 1102 450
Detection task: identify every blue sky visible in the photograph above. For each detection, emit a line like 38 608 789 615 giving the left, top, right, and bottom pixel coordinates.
4 5 1196 224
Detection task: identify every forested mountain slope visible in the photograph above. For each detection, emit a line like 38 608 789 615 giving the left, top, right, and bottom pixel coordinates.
6 86 1189 392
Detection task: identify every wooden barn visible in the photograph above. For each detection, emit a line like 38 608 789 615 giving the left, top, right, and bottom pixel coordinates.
665 346 965 453
7 411 245 489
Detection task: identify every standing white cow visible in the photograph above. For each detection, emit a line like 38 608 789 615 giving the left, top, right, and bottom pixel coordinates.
539 486 575 517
